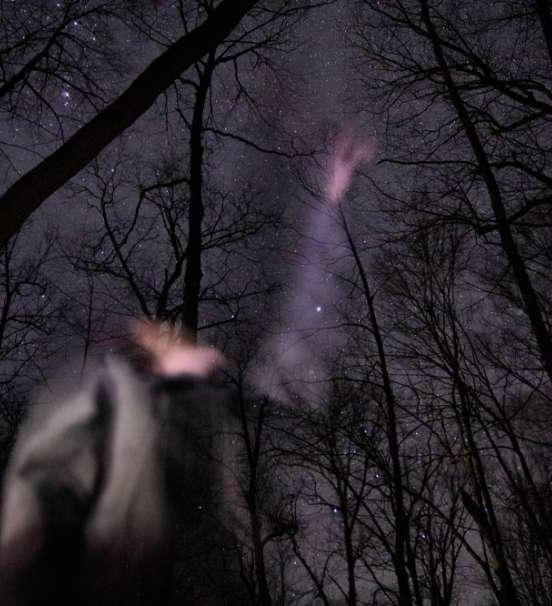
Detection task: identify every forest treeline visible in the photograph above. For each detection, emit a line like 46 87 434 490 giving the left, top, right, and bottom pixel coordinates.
0 1 551 605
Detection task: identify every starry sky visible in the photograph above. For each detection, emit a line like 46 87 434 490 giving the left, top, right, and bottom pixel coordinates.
2 1 551 604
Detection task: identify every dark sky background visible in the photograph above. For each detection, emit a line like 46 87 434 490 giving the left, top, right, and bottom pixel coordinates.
3 2 551 604
32 0 365 364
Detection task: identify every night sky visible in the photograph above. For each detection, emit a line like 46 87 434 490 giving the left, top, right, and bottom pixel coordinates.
1 1 551 605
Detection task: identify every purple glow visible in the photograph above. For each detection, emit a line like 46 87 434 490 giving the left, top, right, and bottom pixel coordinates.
325 130 374 204
255 130 373 403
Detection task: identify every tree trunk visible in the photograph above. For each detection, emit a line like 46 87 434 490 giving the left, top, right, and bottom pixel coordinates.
339 207 420 606
420 0 552 383
0 0 259 248
182 55 215 339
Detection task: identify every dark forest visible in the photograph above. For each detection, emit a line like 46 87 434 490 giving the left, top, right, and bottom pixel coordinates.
0 1 551 605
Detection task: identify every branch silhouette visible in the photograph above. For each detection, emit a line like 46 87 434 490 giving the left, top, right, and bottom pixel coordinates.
0 0 259 248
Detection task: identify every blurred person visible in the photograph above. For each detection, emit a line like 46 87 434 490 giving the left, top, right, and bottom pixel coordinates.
0 322 227 606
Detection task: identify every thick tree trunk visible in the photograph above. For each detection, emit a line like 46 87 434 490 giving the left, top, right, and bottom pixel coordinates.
182 55 215 339
0 0 259 248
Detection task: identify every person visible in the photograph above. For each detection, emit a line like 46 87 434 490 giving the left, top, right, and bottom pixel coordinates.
0 322 227 606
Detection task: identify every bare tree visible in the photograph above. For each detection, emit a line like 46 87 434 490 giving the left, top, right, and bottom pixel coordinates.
355 0 552 380
0 0 261 246
0 228 55 463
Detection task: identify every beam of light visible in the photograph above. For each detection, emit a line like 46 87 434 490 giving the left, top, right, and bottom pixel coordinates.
254 129 374 405
325 129 374 205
